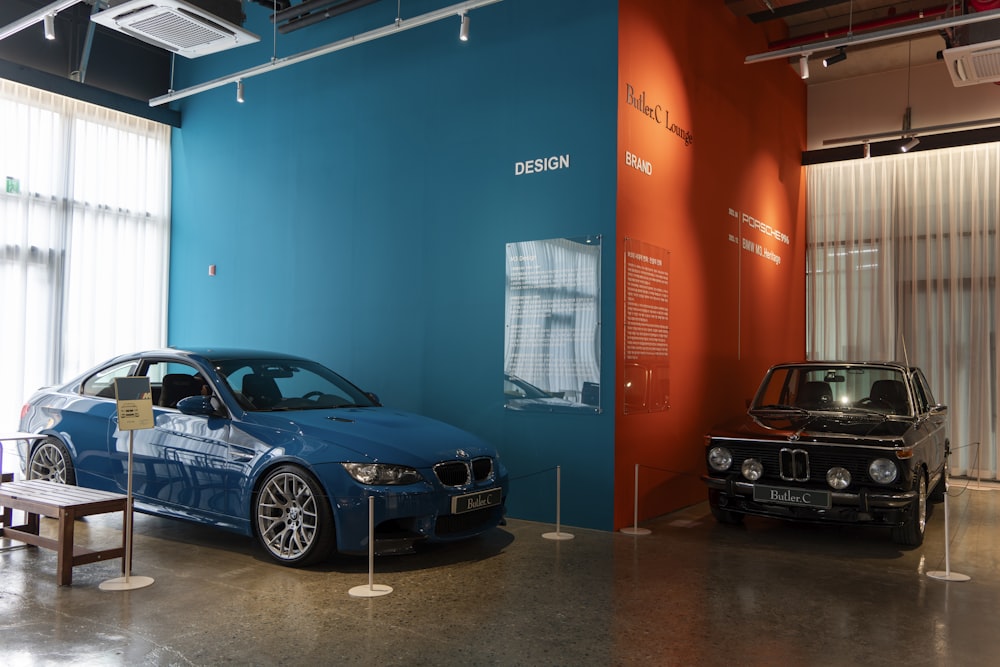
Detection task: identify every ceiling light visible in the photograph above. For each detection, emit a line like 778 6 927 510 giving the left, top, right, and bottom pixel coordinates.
863 142 871 159
236 80 244 103
0 0 78 42
43 13 55 40
823 48 846 68
459 13 470 41
901 136 920 152
799 54 809 80
150 0 505 107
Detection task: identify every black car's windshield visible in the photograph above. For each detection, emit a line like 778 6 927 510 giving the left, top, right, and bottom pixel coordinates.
750 365 913 417
213 359 377 412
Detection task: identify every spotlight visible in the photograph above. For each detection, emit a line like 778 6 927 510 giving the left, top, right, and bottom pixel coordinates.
823 47 846 68
236 79 244 104
863 141 871 159
900 136 920 152
43 13 55 41
459 12 469 41
799 54 810 80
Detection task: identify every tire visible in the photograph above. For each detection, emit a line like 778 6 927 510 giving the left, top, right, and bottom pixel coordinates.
27 438 76 485
709 489 744 525
253 465 335 567
892 471 927 547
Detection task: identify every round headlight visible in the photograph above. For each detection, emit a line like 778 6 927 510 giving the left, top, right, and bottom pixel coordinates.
827 466 852 490
741 458 763 481
868 458 898 484
708 446 733 472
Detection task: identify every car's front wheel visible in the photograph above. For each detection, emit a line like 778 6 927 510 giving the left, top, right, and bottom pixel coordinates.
27 438 76 485
253 465 335 567
892 471 927 547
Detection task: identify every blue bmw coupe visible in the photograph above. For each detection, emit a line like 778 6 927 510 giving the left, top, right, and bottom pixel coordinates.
17 348 508 566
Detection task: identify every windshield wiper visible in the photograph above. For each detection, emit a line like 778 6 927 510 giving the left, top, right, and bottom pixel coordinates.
751 404 809 415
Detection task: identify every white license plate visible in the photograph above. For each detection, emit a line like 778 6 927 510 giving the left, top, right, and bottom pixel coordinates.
753 485 831 509
451 488 502 514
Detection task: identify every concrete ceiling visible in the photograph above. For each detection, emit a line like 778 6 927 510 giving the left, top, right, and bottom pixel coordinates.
0 1 993 105
726 1 977 84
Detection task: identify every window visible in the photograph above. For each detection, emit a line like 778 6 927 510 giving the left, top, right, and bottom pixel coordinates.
81 361 138 399
0 79 170 432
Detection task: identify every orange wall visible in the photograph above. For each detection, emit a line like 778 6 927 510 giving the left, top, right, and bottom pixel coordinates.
614 0 807 528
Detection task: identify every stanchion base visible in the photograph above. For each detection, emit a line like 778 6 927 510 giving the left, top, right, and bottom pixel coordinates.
542 531 574 541
100 575 155 591
620 526 651 536
927 570 971 582
349 583 393 598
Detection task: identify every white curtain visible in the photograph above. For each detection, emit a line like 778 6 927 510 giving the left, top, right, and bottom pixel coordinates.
0 79 170 435
807 144 999 480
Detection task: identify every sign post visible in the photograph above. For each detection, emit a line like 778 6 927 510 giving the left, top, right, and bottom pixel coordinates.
100 377 155 591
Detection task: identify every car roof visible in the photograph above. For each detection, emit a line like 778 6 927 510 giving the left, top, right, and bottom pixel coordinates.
770 361 914 372
136 348 311 364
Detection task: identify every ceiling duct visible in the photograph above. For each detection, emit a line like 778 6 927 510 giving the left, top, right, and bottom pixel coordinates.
942 17 1000 86
91 0 260 58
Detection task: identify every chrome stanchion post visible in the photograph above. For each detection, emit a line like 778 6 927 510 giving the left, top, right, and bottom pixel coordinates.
349 495 392 597
621 463 651 535
543 465 574 540
928 447 970 582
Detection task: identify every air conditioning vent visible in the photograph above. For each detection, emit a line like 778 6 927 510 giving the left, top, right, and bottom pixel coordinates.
92 0 259 58
942 39 1000 86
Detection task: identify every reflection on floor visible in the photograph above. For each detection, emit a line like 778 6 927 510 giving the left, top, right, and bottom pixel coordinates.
1 481 999 666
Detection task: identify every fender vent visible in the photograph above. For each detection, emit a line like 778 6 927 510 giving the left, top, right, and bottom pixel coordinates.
91 0 259 58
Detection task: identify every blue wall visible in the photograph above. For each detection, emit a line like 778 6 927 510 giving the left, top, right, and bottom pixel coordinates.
168 0 619 529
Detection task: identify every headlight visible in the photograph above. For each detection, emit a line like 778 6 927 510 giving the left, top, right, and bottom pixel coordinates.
708 446 733 472
868 458 898 484
741 458 763 481
342 462 423 485
827 466 852 490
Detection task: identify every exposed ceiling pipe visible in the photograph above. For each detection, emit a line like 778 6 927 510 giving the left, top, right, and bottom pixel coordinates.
279 0 380 34
768 5 952 50
0 0 82 42
271 0 352 24
149 0 503 107
745 7 1000 64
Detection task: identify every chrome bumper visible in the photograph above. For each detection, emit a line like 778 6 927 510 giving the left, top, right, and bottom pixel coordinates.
703 475 916 510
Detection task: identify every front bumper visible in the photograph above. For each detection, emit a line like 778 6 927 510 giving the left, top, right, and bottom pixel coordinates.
703 475 915 525
333 481 508 555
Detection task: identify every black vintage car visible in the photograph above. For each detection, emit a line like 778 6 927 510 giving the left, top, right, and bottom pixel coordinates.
703 362 949 546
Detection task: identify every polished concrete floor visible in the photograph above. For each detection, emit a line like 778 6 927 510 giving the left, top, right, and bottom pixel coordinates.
2 481 999 666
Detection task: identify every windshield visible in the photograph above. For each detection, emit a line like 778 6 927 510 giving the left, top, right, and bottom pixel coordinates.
752 365 912 417
213 358 377 412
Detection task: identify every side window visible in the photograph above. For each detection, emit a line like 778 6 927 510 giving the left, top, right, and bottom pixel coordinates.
912 370 934 413
81 361 138 398
140 360 208 409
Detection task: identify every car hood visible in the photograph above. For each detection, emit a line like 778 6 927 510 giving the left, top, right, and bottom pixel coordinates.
710 412 912 443
240 407 494 467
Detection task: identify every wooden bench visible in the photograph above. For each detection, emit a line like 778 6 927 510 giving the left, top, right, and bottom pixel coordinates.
0 479 128 586
0 473 11 527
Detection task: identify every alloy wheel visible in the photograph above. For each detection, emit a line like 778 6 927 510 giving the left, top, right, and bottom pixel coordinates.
256 471 321 562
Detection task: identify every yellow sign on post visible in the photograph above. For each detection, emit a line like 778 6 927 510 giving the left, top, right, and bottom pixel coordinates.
114 377 154 431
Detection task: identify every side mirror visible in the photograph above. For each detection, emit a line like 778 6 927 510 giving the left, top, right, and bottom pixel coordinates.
177 395 216 416
930 404 948 414
366 392 382 407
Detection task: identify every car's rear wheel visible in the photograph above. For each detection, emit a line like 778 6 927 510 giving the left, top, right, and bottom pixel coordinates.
892 471 927 547
27 438 76 485
708 489 744 525
253 465 335 567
